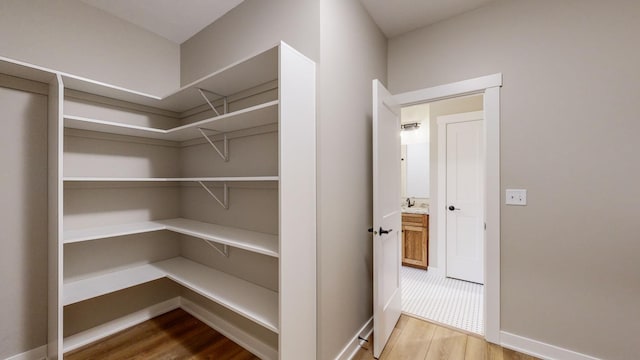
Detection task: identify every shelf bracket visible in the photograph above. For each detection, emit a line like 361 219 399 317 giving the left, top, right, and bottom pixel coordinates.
198 128 229 162
198 181 228 209
197 88 228 116
203 240 229 257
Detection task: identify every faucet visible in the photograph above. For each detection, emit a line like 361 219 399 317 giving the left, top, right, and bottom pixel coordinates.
406 197 415 208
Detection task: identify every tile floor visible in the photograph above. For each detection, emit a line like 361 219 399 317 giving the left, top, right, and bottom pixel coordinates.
401 266 484 334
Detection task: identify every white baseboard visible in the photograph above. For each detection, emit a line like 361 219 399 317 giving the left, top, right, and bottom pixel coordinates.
4 345 46 360
180 297 277 360
63 297 181 353
501 331 601 360
334 317 374 360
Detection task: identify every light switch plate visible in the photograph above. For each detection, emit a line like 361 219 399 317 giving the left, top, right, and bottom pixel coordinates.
506 189 527 205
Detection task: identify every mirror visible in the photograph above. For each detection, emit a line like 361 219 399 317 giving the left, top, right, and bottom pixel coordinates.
401 104 430 199
406 142 429 197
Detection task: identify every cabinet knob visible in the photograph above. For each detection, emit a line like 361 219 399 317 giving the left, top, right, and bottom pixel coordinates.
448 205 460 211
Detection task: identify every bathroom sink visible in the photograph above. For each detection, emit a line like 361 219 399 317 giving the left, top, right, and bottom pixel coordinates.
401 205 429 214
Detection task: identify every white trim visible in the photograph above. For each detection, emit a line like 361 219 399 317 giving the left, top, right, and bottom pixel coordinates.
333 317 374 360
483 87 501 343
501 331 601 360
180 297 278 360
436 111 484 283
3 346 46 360
437 111 484 123
62 297 180 353
437 119 446 279
392 74 501 343
393 74 502 106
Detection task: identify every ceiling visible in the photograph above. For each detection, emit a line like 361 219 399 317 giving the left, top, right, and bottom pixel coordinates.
360 0 496 38
80 0 244 44
80 0 495 44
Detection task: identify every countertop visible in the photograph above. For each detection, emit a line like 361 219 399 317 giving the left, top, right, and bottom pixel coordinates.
401 205 429 215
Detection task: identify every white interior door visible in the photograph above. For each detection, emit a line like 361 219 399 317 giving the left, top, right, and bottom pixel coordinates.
372 79 402 358
442 111 484 284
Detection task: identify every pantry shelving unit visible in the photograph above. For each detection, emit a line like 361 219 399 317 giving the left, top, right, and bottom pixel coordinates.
0 42 315 360
63 99 279 140
63 218 280 257
63 257 280 333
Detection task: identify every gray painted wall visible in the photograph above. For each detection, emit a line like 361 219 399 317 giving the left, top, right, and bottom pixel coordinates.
388 1 640 359
0 4 179 356
180 0 320 85
0 0 179 95
318 1 386 358
0 82 48 359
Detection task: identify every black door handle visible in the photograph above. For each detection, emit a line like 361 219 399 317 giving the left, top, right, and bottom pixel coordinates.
379 227 392 234
367 228 374 233
448 205 460 211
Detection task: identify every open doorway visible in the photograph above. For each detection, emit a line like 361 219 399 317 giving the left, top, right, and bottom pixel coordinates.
372 74 501 355
399 94 485 335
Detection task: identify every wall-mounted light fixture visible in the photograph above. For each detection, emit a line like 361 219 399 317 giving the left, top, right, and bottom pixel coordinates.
401 122 420 131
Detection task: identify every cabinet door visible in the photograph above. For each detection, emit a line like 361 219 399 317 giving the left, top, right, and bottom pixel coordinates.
402 225 428 269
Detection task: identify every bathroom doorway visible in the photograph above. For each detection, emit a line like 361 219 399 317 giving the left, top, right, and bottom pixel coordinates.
399 94 485 335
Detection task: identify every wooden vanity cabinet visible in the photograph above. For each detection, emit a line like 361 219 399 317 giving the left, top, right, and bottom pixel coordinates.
401 213 429 269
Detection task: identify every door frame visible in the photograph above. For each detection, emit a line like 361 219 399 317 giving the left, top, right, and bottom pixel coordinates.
437 111 484 283
392 73 501 343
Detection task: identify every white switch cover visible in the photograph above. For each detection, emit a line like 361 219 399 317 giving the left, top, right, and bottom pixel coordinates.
506 189 527 205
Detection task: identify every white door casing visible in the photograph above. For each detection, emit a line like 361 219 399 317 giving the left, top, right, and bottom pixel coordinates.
439 112 484 284
372 79 402 358
391 73 501 343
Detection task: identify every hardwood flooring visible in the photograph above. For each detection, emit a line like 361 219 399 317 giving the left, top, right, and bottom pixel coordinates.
64 310 538 360
65 308 259 360
353 314 540 360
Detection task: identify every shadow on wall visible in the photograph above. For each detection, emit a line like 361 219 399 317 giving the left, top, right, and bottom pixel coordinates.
21 91 48 356
0 87 48 358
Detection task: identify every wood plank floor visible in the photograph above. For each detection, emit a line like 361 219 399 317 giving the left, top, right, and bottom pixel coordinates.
65 308 259 360
353 314 540 360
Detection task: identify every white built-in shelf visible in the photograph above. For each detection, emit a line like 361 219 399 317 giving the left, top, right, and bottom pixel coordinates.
63 176 279 182
156 257 279 333
63 264 165 306
63 257 279 333
64 221 166 244
64 100 279 141
160 218 278 257
61 47 278 112
0 56 58 84
64 218 279 258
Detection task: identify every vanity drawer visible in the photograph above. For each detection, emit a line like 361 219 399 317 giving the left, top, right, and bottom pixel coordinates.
401 213 429 269
402 213 427 227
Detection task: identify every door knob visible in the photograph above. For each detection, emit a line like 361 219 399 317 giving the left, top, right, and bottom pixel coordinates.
379 227 392 234
448 205 460 211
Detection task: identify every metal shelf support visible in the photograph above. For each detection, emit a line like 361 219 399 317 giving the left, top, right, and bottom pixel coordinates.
197 88 228 116
198 128 229 162
202 240 229 257
198 181 228 209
